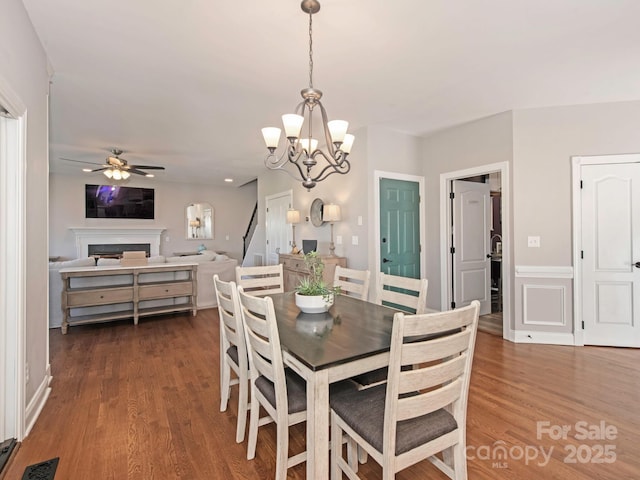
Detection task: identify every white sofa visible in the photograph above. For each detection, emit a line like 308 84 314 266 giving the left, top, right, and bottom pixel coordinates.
48 251 237 328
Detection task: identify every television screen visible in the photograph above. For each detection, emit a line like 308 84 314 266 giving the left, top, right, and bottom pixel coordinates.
85 184 155 219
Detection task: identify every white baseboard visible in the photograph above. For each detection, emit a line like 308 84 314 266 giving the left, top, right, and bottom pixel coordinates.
514 331 575 345
24 364 52 437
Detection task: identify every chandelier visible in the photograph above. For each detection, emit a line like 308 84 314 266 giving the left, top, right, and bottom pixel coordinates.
262 0 354 190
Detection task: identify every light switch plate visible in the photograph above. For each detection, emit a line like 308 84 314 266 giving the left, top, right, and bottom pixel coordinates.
528 236 540 248
352 235 359 246
357 216 363 226
336 235 343 245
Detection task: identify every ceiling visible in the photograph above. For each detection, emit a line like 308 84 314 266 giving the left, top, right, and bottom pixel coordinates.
22 0 640 186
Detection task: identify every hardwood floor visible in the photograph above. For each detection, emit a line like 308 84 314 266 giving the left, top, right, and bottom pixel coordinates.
5 310 639 479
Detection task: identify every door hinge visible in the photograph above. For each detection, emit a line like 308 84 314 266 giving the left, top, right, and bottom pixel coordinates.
582 320 585 329
450 192 455 199
580 180 583 189
451 301 456 309
419 244 422 253
450 246 455 254
581 250 584 259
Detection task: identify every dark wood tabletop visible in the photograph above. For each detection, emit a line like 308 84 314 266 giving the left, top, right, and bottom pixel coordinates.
269 292 398 371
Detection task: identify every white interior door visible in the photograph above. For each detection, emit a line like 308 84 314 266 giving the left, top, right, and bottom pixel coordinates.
265 191 292 265
452 180 491 314
581 163 640 347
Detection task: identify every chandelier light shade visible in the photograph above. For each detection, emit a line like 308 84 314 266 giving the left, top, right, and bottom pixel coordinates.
262 0 354 191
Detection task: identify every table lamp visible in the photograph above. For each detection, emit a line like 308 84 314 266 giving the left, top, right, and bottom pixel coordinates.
286 209 301 254
322 203 341 256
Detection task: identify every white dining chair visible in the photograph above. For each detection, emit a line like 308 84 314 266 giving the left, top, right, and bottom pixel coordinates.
333 266 371 300
237 285 307 480
213 274 250 443
351 274 430 390
330 300 480 480
376 273 429 314
235 264 284 297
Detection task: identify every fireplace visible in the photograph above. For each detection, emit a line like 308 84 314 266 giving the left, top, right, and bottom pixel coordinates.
70 227 165 258
88 243 151 259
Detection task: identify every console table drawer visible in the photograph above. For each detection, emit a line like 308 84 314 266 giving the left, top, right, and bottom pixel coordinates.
138 282 193 300
281 256 306 272
66 287 134 307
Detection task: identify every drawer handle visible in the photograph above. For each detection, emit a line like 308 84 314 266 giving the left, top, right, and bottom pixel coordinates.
100 295 104 299
165 289 169 292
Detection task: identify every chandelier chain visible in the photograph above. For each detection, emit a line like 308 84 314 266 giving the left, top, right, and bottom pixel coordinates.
308 10 314 89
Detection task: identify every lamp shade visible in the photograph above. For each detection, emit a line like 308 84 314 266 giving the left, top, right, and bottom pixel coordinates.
322 204 341 222
286 209 301 224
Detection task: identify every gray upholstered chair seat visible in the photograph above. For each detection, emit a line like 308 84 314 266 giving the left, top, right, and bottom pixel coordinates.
227 345 238 365
330 384 457 455
255 371 307 414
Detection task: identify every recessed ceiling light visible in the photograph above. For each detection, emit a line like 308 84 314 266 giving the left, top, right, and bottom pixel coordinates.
145 173 155 178
224 178 233 183
82 168 92 172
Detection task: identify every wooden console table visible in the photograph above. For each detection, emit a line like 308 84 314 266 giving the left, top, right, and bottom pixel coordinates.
60 263 198 334
279 253 346 292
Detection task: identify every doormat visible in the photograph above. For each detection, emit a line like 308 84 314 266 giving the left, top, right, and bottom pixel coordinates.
0 438 18 474
21 457 59 480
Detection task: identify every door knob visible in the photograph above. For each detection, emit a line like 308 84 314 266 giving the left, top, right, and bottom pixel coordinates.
486 254 492 258
635 262 640 268
382 258 392 263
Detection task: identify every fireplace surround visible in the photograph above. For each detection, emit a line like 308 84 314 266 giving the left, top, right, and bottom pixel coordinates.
70 227 165 258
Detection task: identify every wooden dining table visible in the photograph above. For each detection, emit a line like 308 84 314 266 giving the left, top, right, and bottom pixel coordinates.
269 291 399 480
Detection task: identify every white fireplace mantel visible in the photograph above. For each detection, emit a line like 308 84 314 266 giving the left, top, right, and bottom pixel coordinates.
70 227 166 258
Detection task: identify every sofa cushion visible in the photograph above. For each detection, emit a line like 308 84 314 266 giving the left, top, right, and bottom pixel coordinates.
97 255 166 267
166 252 216 264
49 257 96 268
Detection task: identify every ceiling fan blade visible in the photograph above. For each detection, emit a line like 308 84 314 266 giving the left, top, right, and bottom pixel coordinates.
60 157 104 166
129 165 165 170
89 167 108 172
129 168 150 176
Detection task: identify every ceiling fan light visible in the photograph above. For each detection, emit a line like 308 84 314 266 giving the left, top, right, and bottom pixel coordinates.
103 169 114 179
112 169 122 180
121 170 131 180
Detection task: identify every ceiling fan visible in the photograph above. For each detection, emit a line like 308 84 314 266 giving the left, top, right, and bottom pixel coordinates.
61 148 165 180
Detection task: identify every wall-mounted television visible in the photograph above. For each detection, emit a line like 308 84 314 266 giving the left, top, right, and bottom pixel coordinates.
85 184 155 219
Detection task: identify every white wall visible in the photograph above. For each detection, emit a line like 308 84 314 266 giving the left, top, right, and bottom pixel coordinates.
420 112 514 310
513 100 640 266
49 173 257 261
1 0 51 434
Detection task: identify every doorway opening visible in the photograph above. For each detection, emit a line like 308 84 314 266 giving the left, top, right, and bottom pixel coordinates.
440 162 512 340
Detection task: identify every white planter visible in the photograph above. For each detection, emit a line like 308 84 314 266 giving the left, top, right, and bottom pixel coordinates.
295 292 334 314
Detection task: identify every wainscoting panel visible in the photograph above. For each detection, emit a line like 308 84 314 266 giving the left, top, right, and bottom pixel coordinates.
515 266 574 345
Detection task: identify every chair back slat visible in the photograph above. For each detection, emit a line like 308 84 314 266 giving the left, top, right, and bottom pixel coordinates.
398 354 467 394
334 266 371 300
376 273 428 314
396 379 463 422
401 329 472 365
236 264 284 297
402 307 476 337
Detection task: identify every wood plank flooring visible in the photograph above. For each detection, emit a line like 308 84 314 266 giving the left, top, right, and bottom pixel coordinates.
5 309 639 479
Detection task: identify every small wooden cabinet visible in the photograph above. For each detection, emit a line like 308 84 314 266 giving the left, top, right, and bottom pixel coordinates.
279 253 346 292
60 263 198 334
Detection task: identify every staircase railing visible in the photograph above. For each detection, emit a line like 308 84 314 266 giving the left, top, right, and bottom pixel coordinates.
242 202 258 260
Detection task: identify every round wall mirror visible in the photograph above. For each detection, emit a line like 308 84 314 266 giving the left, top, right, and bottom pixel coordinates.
310 198 324 227
186 203 213 239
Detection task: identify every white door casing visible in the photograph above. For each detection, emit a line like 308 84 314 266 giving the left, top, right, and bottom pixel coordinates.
265 190 293 265
579 161 640 347
452 180 491 315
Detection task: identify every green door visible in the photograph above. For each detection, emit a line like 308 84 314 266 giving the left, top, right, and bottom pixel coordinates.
379 178 421 279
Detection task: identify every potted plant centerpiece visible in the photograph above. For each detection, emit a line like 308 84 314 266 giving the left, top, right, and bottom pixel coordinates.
295 251 340 314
